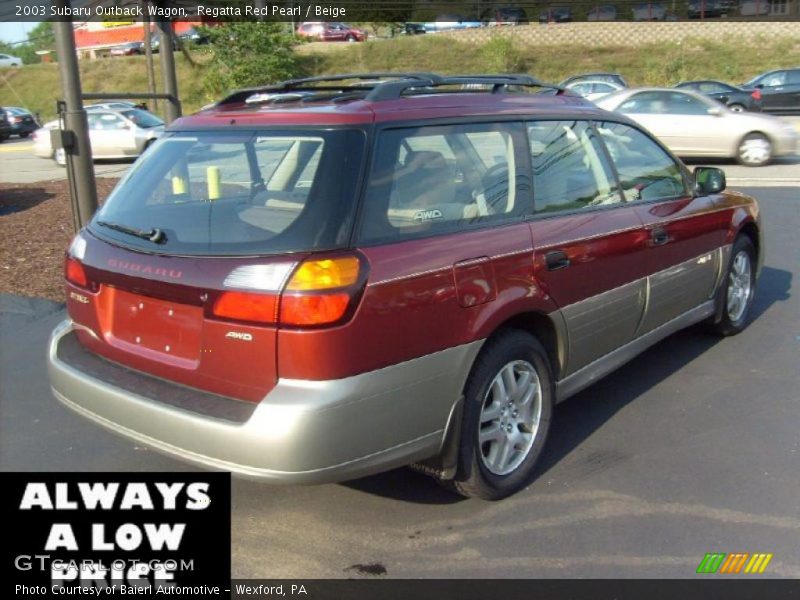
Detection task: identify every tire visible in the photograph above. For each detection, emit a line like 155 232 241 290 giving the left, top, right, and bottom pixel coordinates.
736 132 772 167
345 35 356 42
448 330 554 500
728 103 746 113
709 236 756 336
54 147 67 167
20 132 29 138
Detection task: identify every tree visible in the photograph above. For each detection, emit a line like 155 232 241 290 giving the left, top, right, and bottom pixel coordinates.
199 22 298 98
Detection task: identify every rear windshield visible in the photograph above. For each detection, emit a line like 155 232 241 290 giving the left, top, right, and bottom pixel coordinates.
90 129 366 256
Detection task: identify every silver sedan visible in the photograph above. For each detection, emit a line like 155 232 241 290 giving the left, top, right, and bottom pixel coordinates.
596 87 798 166
32 108 164 165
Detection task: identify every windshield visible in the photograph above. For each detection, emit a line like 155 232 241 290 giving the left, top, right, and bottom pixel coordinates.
90 129 366 256
120 109 164 129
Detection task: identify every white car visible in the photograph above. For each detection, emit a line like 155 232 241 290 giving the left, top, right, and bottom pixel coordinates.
564 80 624 102
596 87 799 166
32 108 164 165
0 54 22 67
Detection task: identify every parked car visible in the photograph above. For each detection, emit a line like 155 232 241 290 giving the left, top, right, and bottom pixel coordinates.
2 107 39 137
404 22 427 35
738 0 771 15
563 80 624 101
48 72 764 500
0 109 11 141
86 101 142 111
632 3 667 19
0 53 22 67
687 0 732 18
539 6 572 22
423 15 484 32
740 68 800 114
674 80 762 112
560 72 628 89
587 5 618 20
484 7 529 25
33 108 164 165
296 22 367 42
110 42 144 57
596 87 798 166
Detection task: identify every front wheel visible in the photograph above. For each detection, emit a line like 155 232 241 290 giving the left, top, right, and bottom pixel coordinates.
709 236 756 336
345 35 356 42
54 147 66 167
448 330 554 500
737 132 772 167
728 103 746 113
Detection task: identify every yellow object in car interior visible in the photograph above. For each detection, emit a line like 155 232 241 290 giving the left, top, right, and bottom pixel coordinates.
207 166 221 200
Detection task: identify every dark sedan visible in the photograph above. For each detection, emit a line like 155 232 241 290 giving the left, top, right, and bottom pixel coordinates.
674 80 762 112
741 68 800 114
2 107 39 137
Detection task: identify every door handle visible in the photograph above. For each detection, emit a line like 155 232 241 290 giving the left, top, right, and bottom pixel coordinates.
545 250 570 271
651 228 669 246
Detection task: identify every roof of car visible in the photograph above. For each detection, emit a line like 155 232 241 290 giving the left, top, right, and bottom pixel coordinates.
172 73 603 129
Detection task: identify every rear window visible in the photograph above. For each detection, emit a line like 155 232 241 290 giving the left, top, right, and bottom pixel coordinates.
90 129 365 256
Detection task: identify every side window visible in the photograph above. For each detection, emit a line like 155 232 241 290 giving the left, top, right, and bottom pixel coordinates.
359 122 530 244
529 120 620 214
595 121 687 202
761 72 786 87
664 92 711 115
786 70 800 85
618 92 669 114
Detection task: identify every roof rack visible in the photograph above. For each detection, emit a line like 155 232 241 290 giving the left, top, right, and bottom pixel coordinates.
216 73 566 107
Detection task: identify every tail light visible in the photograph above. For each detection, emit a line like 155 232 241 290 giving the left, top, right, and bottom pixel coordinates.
64 233 91 290
213 255 366 328
751 89 761 101
65 257 89 289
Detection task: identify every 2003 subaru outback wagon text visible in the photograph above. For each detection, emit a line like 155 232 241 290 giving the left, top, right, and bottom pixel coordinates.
48 73 763 500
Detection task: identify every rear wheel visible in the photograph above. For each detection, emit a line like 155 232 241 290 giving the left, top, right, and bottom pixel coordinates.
345 35 356 42
728 103 745 113
20 132 29 138
710 236 756 336
54 147 66 167
448 330 554 500
737 132 772 167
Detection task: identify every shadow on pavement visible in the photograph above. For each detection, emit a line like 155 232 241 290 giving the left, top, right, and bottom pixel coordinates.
344 265 792 504
0 186 55 216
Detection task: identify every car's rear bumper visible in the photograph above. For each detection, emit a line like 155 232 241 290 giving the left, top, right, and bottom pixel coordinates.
48 319 481 483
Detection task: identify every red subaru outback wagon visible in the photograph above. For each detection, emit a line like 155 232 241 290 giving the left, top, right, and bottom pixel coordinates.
48 74 762 499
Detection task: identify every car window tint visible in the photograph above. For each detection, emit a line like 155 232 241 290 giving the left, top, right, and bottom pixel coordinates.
762 72 786 87
786 70 800 84
618 92 671 114
663 92 711 115
359 123 530 244
93 129 365 256
529 120 621 214
596 121 687 202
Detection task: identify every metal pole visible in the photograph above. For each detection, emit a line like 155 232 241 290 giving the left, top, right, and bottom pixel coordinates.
156 15 182 123
143 0 158 113
53 3 98 230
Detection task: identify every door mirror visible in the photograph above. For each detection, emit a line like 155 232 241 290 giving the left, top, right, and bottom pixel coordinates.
707 106 723 116
694 167 726 195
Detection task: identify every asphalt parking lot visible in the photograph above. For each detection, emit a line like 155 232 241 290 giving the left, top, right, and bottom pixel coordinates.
1 179 798 578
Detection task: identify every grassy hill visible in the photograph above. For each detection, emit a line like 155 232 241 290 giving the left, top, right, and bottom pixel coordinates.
2 34 799 122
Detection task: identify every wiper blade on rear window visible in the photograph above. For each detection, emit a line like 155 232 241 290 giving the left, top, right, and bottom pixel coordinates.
97 220 167 244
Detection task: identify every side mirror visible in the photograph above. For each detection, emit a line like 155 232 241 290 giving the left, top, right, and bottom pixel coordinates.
707 107 723 116
694 166 726 195
755 83 764 89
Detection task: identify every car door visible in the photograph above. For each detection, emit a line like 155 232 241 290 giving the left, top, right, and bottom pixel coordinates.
784 69 800 112
355 121 538 367
527 120 647 376
88 112 133 157
757 70 789 112
616 90 726 157
595 120 727 334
